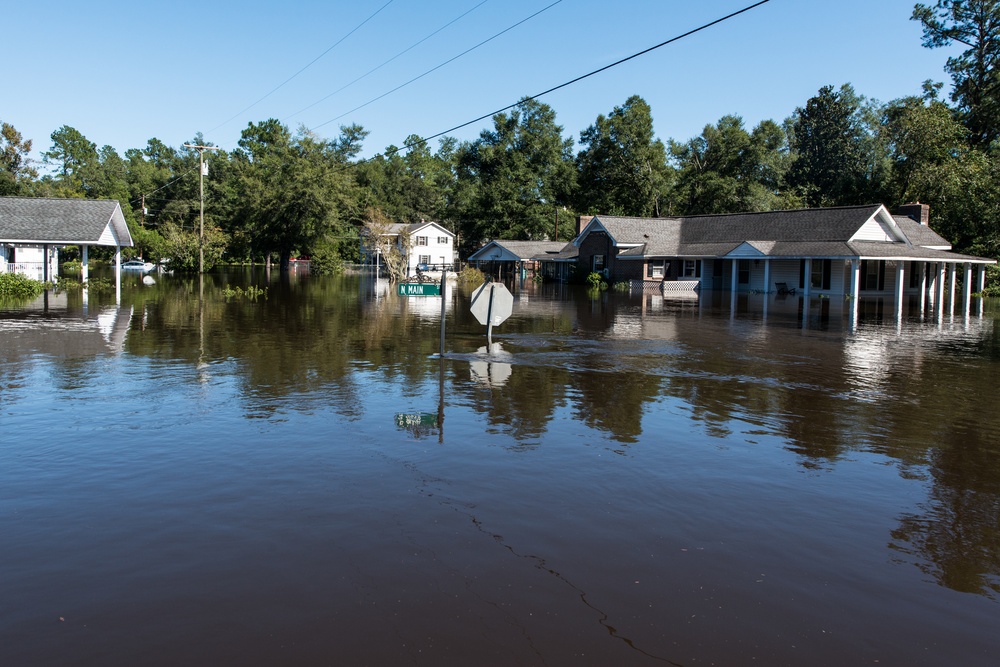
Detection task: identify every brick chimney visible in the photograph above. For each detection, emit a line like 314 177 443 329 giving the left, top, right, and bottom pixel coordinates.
577 215 595 237
897 202 930 226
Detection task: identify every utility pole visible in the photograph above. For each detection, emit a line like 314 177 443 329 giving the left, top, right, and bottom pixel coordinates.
184 144 221 273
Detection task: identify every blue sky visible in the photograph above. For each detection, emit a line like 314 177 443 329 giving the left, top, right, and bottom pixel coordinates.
6 0 960 167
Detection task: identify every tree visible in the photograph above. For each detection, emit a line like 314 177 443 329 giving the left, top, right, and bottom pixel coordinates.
575 95 672 217
913 1 1000 146
232 119 364 270
452 98 575 249
42 125 98 196
787 84 888 207
359 207 409 282
669 115 796 215
356 135 456 224
0 121 38 195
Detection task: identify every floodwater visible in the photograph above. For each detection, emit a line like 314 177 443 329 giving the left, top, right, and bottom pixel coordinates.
2 268 999 666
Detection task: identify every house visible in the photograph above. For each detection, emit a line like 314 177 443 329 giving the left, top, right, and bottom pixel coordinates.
364 220 456 276
467 239 572 282
547 204 993 307
0 196 134 283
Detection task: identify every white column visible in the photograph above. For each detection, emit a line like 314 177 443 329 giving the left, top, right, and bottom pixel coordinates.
763 259 771 321
730 258 738 293
935 263 945 311
919 262 927 314
82 245 89 282
948 263 957 318
849 259 860 331
896 262 906 320
115 246 122 304
978 264 987 293
803 258 812 299
963 263 973 314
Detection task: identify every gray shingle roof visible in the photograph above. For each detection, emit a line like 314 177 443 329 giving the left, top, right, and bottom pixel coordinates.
583 205 994 264
0 197 132 246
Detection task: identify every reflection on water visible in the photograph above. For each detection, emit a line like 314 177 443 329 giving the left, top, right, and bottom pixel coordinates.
1 271 999 665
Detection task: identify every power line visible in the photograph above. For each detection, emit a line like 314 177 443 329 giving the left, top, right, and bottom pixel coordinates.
283 0 490 124
311 0 563 131
363 0 772 162
207 0 397 135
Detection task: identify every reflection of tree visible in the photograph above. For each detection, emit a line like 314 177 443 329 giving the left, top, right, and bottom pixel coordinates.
890 420 1000 599
572 368 661 444
467 362 568 441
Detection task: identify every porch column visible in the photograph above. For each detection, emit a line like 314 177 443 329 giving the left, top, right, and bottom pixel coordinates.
895 261 906 319
730 258 738 293
935 263 945 312
803 258 812 299
918 262 927 314
948 263 957 318
849 259 860 331
978 264 987 293
82 245 89 282
43 244 50 283
115 246 122 304
963 262 973 314
762 259 771 321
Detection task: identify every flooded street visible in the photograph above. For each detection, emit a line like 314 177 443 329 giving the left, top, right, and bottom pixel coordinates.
2 270 999 666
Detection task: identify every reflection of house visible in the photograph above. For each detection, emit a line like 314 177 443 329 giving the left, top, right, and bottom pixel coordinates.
363 220 456 275
537 204 994 303
467 240 573 281
0 197 134 282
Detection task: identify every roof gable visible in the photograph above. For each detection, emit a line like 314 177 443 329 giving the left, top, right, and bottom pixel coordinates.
0 197 132 247
849 206 906 243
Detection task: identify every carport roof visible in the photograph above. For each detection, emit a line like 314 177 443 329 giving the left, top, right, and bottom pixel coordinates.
0 197 133 247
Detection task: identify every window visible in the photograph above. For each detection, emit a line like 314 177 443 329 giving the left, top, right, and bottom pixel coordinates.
811 261 824 288
416 236 428 246
738 259 751 284
861 259 884 291
418 255 431 265
593 254 605 271
437 236 449 245
647 260 665 278
683 260 699 278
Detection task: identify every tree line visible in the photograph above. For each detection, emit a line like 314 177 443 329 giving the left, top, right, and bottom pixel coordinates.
1 1 998 271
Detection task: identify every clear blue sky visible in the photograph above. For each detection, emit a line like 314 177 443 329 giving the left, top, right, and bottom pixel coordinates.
6 0 959 168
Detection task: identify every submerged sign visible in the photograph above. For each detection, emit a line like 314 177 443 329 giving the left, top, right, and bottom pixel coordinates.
398 282 440 296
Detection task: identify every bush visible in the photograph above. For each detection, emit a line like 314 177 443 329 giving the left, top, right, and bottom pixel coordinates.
979 264 1000 297
585 271 608 290
457 266 485 287
308 238 345 276
0 272 45 299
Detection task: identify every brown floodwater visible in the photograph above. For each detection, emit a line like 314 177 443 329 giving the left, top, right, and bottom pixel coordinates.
2 268 999 666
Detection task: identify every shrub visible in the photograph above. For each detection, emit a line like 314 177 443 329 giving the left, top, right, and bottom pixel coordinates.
457 266 485 287
0 273 45 299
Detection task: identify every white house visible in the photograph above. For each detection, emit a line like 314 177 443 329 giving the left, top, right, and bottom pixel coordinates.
365 220 456 276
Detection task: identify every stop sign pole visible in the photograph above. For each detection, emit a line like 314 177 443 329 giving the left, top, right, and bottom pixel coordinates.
470 281 514 345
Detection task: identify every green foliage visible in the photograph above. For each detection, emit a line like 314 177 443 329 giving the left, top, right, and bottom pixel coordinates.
670 115 798 214
1 121 38 195
612 281 630 292
54 277 81 291
912 1 1000 146
576 95 672 216
84 277 113 293
585 271 608 290
453 98 575 247
456 266 485 287
0 272 45 298
308 236 345 276
222 285 268 300
979 264 1000 296
159 220 228 272
787 84 887 207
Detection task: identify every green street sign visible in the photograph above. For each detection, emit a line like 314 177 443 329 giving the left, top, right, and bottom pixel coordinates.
398 282 440 296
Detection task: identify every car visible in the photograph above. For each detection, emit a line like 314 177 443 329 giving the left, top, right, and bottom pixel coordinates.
121 259 155 273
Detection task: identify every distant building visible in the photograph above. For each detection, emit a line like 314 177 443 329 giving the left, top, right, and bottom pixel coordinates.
0 197 134 282
363 220 456 276
530 204 994 302
467 239 572 282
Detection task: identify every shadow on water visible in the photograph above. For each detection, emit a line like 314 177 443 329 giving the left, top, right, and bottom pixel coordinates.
2 269 1000 664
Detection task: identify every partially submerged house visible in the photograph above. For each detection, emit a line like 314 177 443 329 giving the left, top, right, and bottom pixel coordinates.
363 220 456 276
467 239 571 281
0 197 134 282
548 204 993 305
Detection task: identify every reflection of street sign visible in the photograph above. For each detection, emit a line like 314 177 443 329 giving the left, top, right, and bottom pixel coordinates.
470 283 513 326
398 283 441 296
394 413 438 427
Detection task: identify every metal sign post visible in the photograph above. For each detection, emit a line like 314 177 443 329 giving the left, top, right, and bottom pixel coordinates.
470 282 514 345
